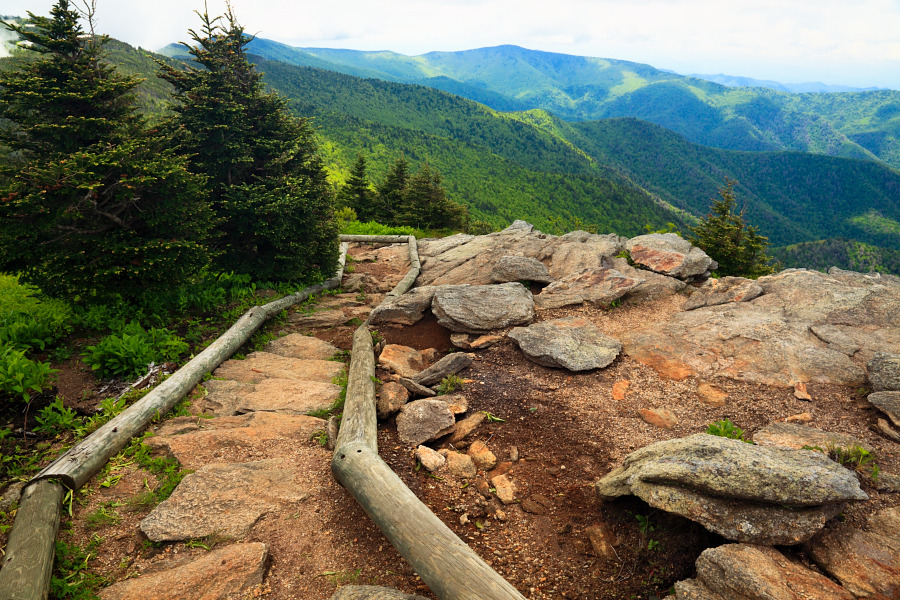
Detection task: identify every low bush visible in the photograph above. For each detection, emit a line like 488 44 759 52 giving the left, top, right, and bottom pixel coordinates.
705 418 752 443
0 344 58 402
83 322 189 380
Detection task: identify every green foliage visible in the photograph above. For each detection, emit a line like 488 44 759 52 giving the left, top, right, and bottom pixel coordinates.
0 274 73 351
51 539 105 600
0 3 215 302
33 396 79 436
82 322 188 379
689 179 775 278
772 238 900 274
805 443 880 481
0 344 57 402
158 8 338 283
435 373 464 395
705 418 752 443
340 220 427 238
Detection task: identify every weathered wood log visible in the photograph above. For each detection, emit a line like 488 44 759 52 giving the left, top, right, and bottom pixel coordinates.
330 585 429 600
332 442 526 600
386 267 420 298
412 353 474 387
339 235 410 244
407 236 421 270
334 325 378 452
0 480 65 600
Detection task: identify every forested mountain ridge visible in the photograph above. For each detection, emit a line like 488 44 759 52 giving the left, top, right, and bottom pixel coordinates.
172 40 900 170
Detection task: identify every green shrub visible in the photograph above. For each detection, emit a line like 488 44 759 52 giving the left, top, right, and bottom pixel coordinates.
340 220 428 238
33 397 80 436
0 344 58 402
0 274 73 351
705 418 752 443
83 322 189 379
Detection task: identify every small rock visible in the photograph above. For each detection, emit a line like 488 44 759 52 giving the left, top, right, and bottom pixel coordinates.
491 474 517 504
625 233 716 280
443 451 477 479
639 408 678 429
459 513 469 526
379 345 427 378
868 391 900 428
412 353 474 387
875 471 900 492
697 382 728 407
0 481 25 513
508 446 519 462
377 382 410 420
421 348 439 363
794 381 813 400
585 523 618 560
509 316 622 371
490 461 513 478
475 480 492 498
434 394 468 414
396 399 456 446
447 412 485 444
494 509 507 521
415 446 446 472
326 416 339 451
611 380 630 401
867 352 900 392
397 377 437 398
468 441 498 471
785 412 813 423
490 255 554 284
521 494 554 516
876 418 900 442
450 333 504 350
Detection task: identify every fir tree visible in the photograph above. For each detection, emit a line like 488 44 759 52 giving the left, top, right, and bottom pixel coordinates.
375 155 409 224
338 154 377 221
0 1 214 301
398 163 468 230
689 178 775 278
158 8 338 282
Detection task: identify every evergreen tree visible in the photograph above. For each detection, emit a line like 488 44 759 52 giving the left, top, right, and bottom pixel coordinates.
689 178 775 278
158 8 338 282
398 163 468 230
0 1 214 301
375 155 409 224
338 154 377 221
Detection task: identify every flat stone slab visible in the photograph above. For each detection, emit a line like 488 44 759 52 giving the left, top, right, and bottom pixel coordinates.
379 344 427 378
675 544 855 600
263 333 340 360
509 316 622 371
412 353 473 386
869 391 900 427
146 412 326 469
805 506 900 599
534 267 643 310
396 399 456 446
753 422 871 453
140 459 308 542
214 352 344 384
432 282 534 333
368 286 466 326
195 379 256 416
288 308 351 328
625 233 716 279
99 542 268 600
490 255 553 284
683 276 763 310
238 378 341 415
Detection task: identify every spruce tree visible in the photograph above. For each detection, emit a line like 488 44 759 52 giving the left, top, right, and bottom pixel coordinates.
338 154 377 222
158 8 338 283
0 1 214 301
689 178 775 278
375 156 410 224
398 163 468 230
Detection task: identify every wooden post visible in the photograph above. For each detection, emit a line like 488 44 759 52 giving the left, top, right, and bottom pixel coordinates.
0 480 65 600
332 442 527 600
335 326 378 452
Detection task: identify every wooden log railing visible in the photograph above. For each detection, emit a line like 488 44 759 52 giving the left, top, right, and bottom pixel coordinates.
0 243 349 600
332 236 527 600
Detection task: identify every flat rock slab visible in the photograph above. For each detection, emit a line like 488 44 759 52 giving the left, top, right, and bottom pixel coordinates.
395 399 456 446
238 378 341 415
146 412 325 469
379 345 427 378
288 308 350 328
99 542 268 600
195 379 256 416
509 316 622 371
596 433 868 507
214 352 344 384
490 255 553 284
534 267 643 310
683 276 763 310
868 352 900 391
377 381 410 420
141 459 308 542
805 506 900 599
432 282 534 333
869 391 900 427
450 333 503 350
412 353 473 387
675 544 854 600
397 377 436 398
753 422 870 453
625 233 716 279
263 333 340 360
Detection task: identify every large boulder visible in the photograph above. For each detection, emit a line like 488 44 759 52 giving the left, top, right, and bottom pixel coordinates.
596 434 867 544
534 267 644 310
509 317 622 371
625 233 716 280
367 285 466 326
432 282 534 333
868 352 900 391
541 231 625 279
490 255 553 284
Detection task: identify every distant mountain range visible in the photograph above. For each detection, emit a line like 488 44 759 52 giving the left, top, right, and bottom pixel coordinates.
687 73 884 94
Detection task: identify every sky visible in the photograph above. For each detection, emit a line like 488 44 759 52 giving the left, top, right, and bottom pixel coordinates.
4 0 900 90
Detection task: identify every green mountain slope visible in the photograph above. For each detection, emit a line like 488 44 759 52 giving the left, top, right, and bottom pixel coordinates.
223 41 900 169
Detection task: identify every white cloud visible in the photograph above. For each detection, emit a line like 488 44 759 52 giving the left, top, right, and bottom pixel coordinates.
4 0 900 88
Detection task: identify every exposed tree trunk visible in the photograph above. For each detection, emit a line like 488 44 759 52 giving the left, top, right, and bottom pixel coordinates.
0 480 65 600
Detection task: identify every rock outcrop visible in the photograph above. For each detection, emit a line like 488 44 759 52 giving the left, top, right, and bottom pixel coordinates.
625 233 716 280
509 317 622 371
431 282 534 333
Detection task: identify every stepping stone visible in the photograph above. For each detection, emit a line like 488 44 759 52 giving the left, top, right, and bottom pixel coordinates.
99 542 268 600
238 378 341 415
195 379 256 416
140 459 308 542
288 309 350 328
264 333 340 360
509 316 622 371
146 412 326 469
214 351 344 384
